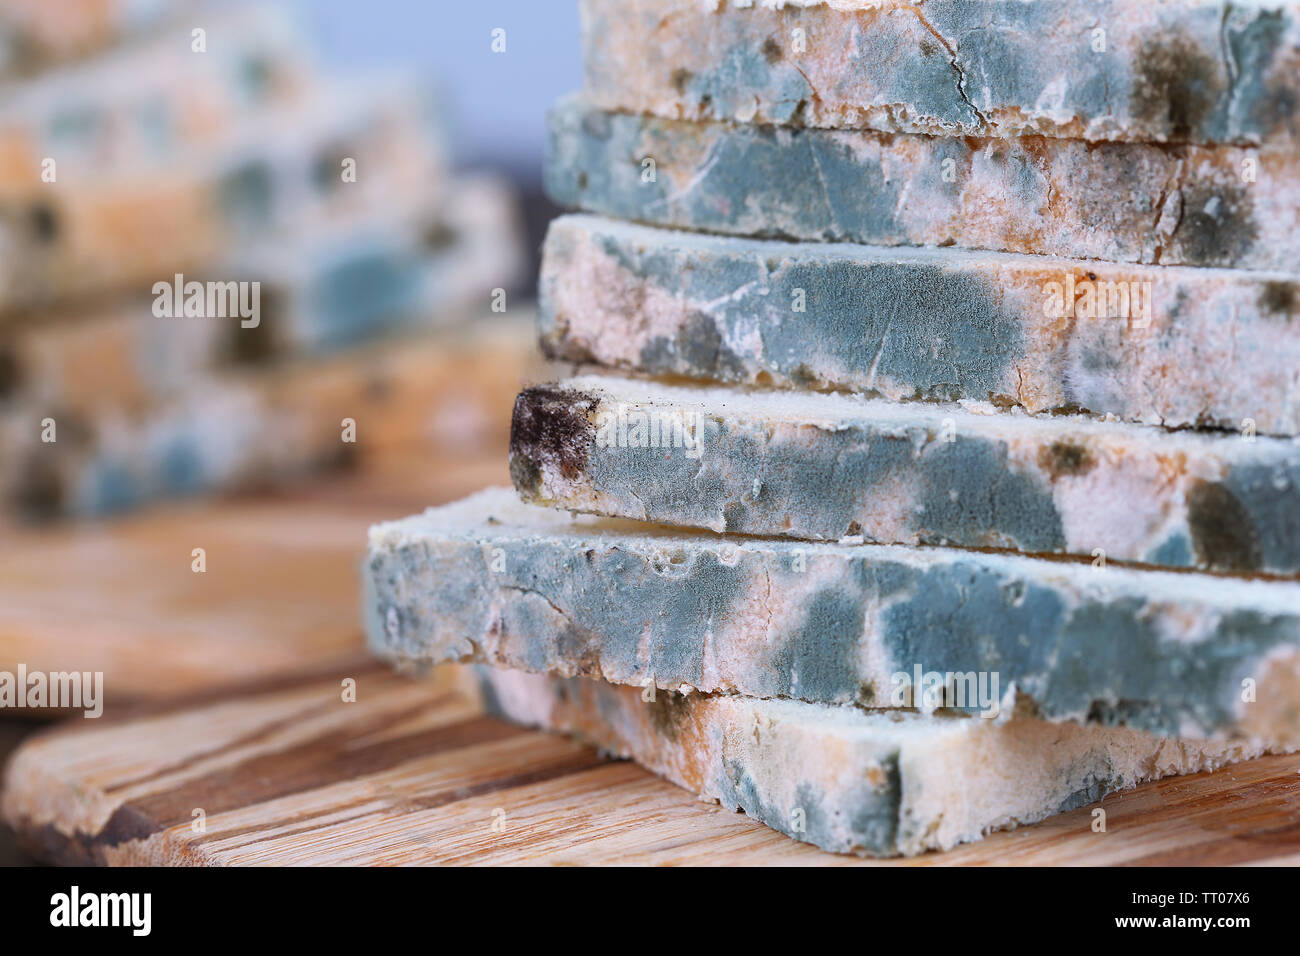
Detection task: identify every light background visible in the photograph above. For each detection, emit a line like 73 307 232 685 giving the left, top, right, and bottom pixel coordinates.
282 0 583 177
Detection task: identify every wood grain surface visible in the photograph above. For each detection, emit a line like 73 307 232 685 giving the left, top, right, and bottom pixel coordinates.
4 662 1300 865
0 458 504 707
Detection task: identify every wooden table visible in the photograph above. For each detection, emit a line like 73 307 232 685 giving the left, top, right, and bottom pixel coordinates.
3 470 1300 865
5 661 1300 865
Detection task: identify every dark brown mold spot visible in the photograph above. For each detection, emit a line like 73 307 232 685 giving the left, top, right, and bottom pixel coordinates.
722 500 746 532
1171 181 1258 266
1186 480 1261 572
1130 33 1219 141
509 442 542 495
788 362 822 388
1260 281 1298 317
670 67 693 94
537 320 591 362
421 220 458 252
646 689 694 742
226 286 280 366
13 455 65 523
0 346 21 401
508 384 598 494
904 383 966 404
846 521 863 536
29 202 58 243
1038 440 1095 480
1047 401 1092 417
554 624 603 678
762 37 783 63
1193 410 1227 431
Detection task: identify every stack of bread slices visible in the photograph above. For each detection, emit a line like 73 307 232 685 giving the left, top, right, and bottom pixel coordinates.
0 3 524 521
366 0 1300 856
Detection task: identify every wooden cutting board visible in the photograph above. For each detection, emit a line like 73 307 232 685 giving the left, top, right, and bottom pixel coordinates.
5 661 1300 866
3 466 1300 864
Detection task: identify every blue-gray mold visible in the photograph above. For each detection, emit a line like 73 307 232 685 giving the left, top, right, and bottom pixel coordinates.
0 370 337 521
580 0 1300 147
366 488 1300 743
0 310 539 520
545 94 1300 271
539 215 1300 435
0 2 280 85
0 53 447 316
508 375 1300 575
0 170 521 433
460 663 1287 856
